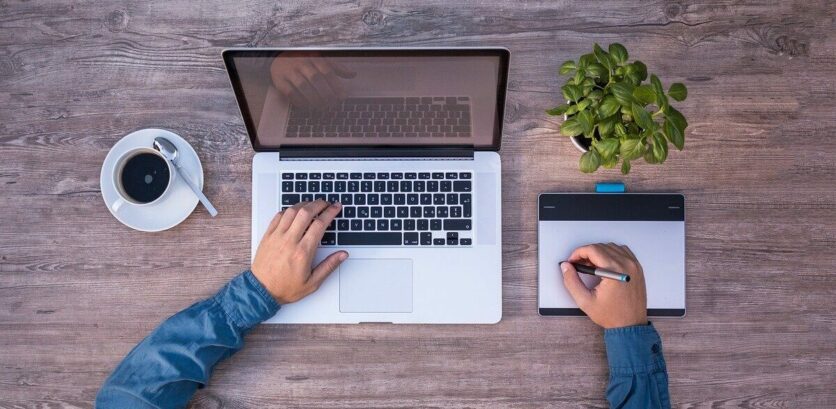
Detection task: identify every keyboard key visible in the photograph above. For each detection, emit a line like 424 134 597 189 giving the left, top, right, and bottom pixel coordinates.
420 232 432 245
295 181 307 192
433 238 445 245
282 173 293 179
433 194 445 205
350 219 362 231
410 207 422 218
282 194 300 205
391 172 403 179
390 219 402 230
423 207 435 218
321 232 336 245
445 172 458 179
358 207 370 217
437 206 449 218
371 207 382 218
295 173 307 179
338 220 349 230
363 172 376 179
343 206 356 218
302 194 313 202
451 206 462 217
328 194 340 203
350 172 362 179
341 194 353 205
431 219 442 230
459 172 471 179
337 173 349 179
419 172 431 179
414 181 426 192
324 173 335 180
377 219 389 230
308 181 320 192
322 181 333 192
421 194 432 205
364 220 376 230
447 232 458 240
432 172 444 179
460 238 472 245
361 181 373 192
404 219 416 230
461 194 472 204
405 172 417 179
463 203 472 217
444 219 471 230
348 181 359 192
354 194 366 205
453 181 472 192
447 193 458 204
377 172 389 179
404 233 419 245
394 194 406 205
381 194 393 205
339 232 402 245
368 194 380 205
374 181 386 192
387 181 399 192
407 194 419 205
427 181 439 192
440 181 452 192
417 219 429 231
384 207 396 218
335 181 346 192
282 181 294 192
400 181 412 192
310 173 322 180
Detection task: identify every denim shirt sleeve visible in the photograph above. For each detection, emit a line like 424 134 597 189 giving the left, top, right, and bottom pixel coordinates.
603 323 670 409
95 270 280 409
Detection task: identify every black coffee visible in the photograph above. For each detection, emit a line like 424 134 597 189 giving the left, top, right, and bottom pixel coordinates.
120 153 170 203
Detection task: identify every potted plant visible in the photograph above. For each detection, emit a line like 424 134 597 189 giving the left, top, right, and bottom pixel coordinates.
547 43 688 174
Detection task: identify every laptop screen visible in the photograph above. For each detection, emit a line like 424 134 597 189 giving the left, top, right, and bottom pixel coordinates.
223 49 509 151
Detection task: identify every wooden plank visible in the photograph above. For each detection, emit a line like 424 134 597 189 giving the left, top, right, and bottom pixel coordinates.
1 0 834 408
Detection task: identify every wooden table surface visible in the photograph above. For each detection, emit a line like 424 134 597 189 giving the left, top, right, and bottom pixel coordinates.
1 1 835 408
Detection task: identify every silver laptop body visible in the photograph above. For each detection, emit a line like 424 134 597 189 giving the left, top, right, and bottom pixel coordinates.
223 48 508 323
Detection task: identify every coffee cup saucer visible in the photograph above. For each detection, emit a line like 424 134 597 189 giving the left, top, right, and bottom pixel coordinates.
100 128 204 232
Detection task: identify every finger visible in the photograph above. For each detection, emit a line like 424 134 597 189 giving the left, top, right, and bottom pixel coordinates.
311 60 348 100
308 250 349 289
327 59 357 79
568 244 609 265
561 262 594 310
287 200 331 240
620 245 637 260
264 210 284 238
302 201 342 246
276 201 307 233
289 72 322 107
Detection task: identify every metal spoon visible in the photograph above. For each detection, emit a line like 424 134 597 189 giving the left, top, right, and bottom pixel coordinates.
153 137 218 217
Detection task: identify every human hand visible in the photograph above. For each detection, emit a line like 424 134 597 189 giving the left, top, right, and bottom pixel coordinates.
251 200 348 304
560 243 647 329
270 52 356 108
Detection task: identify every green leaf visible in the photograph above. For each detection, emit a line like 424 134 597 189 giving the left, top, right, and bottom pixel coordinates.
560 117 585 137
614 122 627 137
595 137 620 159
597 114 617 137
608 43 628 65
633 85 656 105
561 84 583 103
664 118 684 150
573 69 585 85
632 61 648 81
577 110 594 136
620 137 644 160
586 63 608 79
578 53 596 69
668 82 687 101
650 74 666 107
577 98 592 111
666 106 688 134
565 105 579 116
559 60 577 75
631 103 654 130
546 104 571 116
587 89 604 102
620 160 631 174
579 150 601 173
601 154 618 169
651 132 669 163
598 96 621 118
610 81 635 106
593 43 612 70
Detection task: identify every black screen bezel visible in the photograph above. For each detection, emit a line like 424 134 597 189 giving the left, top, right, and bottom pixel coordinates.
222 48 510 152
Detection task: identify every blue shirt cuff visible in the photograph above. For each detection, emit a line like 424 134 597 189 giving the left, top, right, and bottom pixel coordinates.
212 270 280 331
604 322 666 376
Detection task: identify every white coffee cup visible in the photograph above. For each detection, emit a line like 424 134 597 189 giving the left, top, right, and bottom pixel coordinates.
111 147 176 212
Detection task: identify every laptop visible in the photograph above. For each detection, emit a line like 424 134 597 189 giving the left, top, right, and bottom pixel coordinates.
222 48 509 324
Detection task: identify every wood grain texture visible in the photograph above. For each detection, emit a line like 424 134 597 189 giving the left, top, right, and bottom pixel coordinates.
1 0 834 408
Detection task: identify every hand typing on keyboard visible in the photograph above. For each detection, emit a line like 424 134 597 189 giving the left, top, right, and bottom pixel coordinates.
251 200 349 304
270 52 357 108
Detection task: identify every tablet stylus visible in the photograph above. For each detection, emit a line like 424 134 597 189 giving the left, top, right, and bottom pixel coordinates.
562 261 631 282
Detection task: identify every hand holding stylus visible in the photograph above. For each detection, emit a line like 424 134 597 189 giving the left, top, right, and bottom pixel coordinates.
560 243 647 329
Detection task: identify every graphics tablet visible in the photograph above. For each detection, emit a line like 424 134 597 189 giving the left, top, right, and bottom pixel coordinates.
537 193 686 317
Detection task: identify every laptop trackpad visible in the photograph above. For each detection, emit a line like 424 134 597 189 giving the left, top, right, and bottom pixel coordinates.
339 259 413 313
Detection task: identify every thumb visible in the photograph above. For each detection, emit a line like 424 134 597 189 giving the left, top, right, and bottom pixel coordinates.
561 262 593 309
308 251 349 289
329 60 357 79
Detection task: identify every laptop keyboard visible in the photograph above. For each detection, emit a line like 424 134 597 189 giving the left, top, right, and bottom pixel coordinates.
286 97 472 138
280 172 474 246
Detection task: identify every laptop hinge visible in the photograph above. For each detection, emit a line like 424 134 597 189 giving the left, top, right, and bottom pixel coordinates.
278 147 474 160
